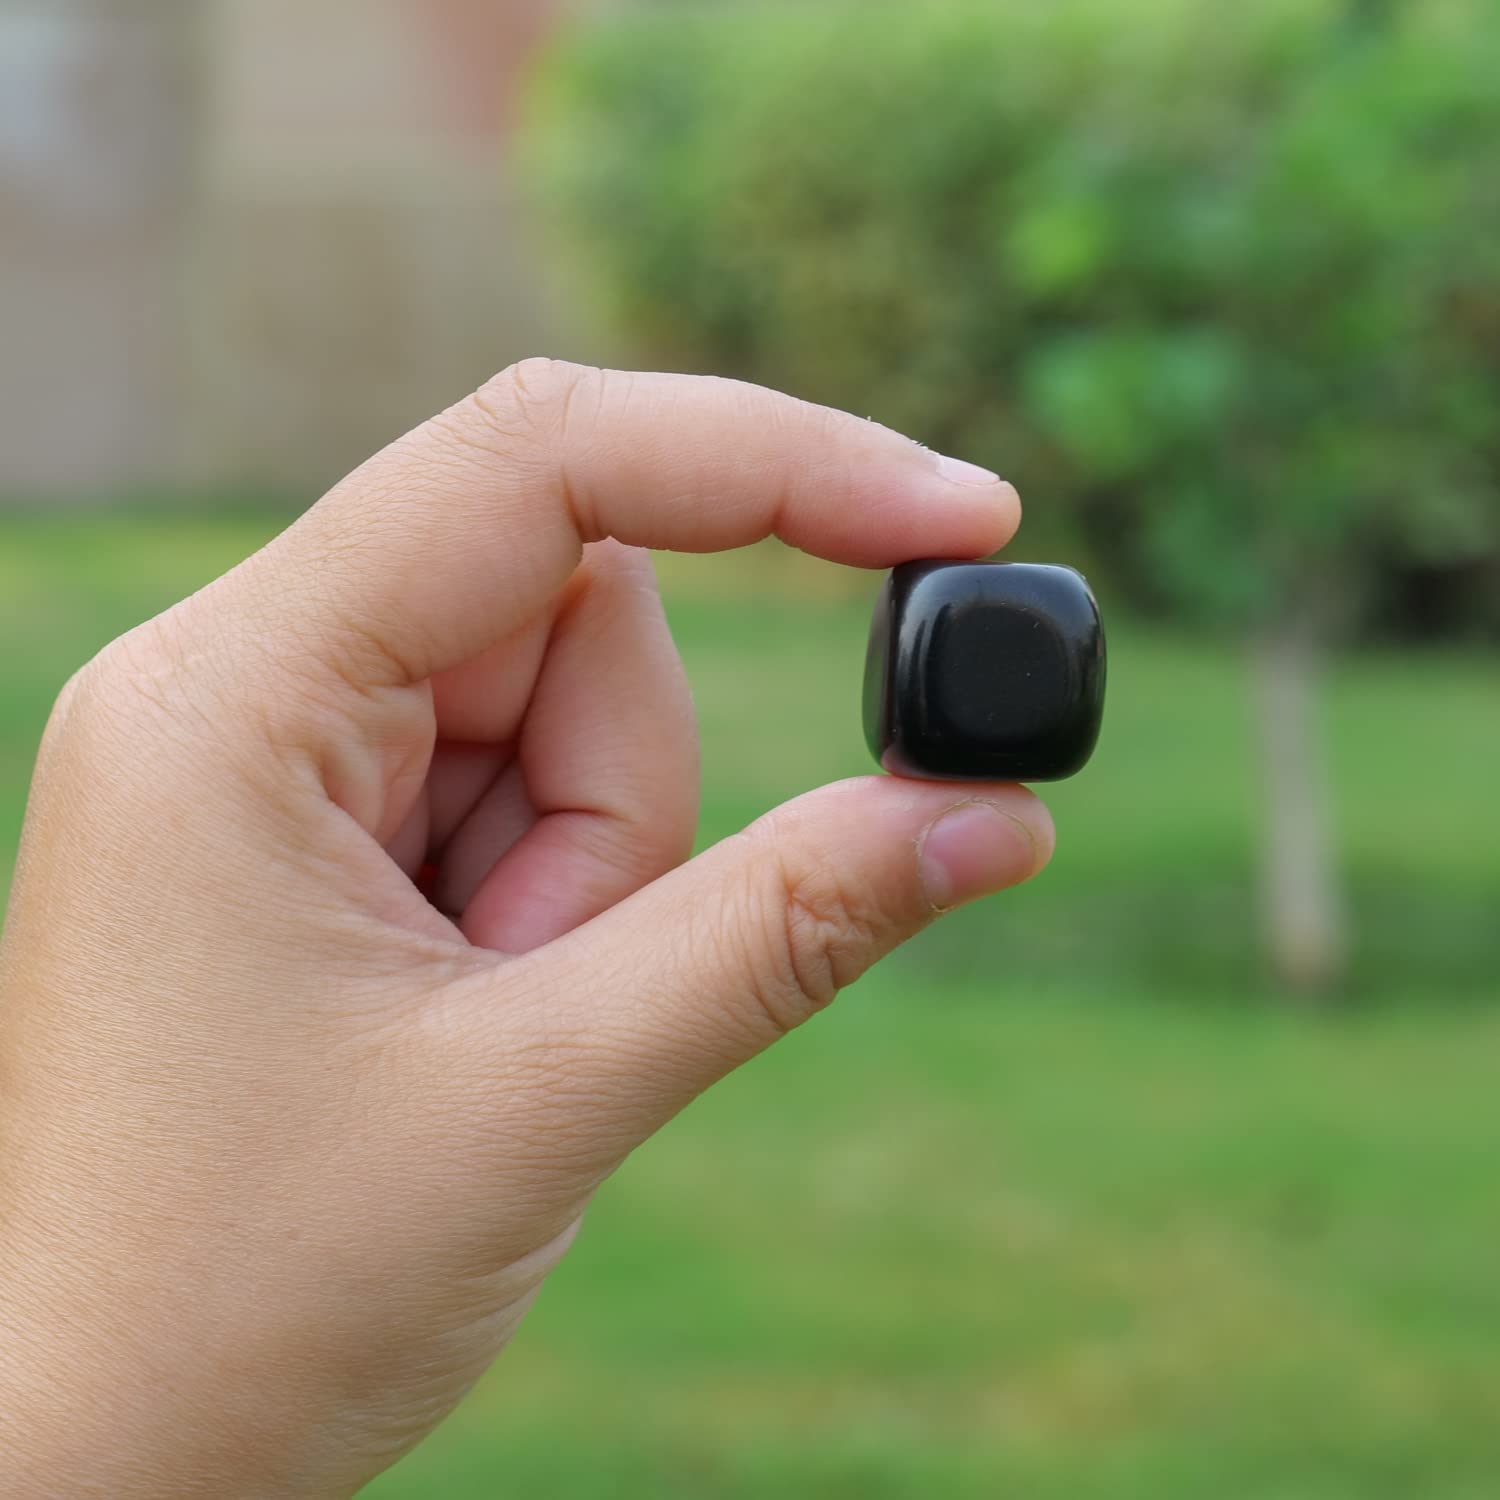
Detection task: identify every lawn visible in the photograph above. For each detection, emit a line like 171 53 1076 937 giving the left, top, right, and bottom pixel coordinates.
2 514 1497 1497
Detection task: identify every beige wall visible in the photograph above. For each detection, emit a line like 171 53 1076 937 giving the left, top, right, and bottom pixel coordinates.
0 0 564 503
0 1 195 497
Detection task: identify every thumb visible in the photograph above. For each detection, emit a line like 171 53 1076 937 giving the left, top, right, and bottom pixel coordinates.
496 776 1053 1156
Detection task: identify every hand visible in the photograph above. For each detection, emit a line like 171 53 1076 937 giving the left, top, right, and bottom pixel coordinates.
0 362 1053 1497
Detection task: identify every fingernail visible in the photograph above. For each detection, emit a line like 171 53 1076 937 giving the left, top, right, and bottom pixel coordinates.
918 801 1039 911
933 452 1003 487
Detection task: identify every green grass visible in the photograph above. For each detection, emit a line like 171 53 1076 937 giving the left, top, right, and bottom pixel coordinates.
367 987 1500 1500
2 514 1497 1497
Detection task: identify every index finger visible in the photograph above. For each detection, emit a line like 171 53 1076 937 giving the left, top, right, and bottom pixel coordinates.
217 360 1018 687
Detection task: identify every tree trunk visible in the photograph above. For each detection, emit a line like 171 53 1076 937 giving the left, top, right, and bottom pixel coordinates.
1250 618 1348 997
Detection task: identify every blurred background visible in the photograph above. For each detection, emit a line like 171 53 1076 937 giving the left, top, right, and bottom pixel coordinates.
2 1 1498 1495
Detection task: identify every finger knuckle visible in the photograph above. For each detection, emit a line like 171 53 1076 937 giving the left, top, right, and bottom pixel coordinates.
33 656 99 773
52 615 280 791
741 826 884 1036
47 657 92 728
473 357 593 445
72 622 196 731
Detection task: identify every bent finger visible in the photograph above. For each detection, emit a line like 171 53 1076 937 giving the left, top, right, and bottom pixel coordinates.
440 542 699 950
206 361 1018 699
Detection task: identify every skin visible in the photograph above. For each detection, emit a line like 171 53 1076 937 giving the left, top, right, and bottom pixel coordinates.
0 362 1054 1498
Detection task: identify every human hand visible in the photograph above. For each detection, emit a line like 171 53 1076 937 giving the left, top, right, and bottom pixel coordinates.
0 362 1053 1497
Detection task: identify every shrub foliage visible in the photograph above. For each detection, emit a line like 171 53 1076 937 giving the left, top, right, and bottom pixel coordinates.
527 0 1500 635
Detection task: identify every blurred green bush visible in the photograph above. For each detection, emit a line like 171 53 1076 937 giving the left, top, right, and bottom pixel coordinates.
525 0 1500 994
525 0 1500 639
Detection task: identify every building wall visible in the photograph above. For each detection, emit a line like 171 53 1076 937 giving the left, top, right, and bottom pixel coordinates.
0 0 565 504
0 1 194 497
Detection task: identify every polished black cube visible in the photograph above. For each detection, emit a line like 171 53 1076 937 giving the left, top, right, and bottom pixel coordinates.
863 560 1105 781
